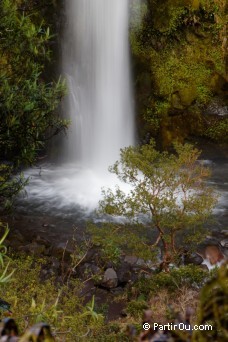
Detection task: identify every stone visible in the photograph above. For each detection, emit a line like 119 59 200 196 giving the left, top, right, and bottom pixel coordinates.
35 236 51 248
116 263 133 284
124 255 138 265
42 223 56 228
51 242 73 261
102 268 118 289
19 242 46 256
220 239 228 248
184 253 204 266
136 258 146 267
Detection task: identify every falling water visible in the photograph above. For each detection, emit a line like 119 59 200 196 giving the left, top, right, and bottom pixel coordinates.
17 0 135 215
64 0 134 170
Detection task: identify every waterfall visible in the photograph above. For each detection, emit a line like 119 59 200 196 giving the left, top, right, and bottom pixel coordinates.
18 0 135 215
63 0 134 170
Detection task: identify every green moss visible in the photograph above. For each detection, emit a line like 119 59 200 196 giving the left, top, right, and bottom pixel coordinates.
131 0 227 145
205 118 228 143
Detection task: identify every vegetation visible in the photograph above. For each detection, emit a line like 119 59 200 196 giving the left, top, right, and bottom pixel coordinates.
0 0 67 207
131 0 227 145
194 262 228 341
0 223 226 340
0 255 105 340
0 1 227 341
88 222 158 265
99 140 216 269
0 223 15 285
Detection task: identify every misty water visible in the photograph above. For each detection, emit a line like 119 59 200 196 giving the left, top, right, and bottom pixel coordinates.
15 1 227 229
16 0 134 219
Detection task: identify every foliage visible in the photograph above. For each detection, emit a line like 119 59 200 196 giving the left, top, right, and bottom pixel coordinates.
81 295 104 322
0 223 15 285
205 118 228 143
88 222 158 266
129 265 210 299
194 262 228 341
0 164 27 209
0 254 107 340
0 0 68 206
126 299 148 319
131 0 227 145
99 140 216 269
0 230 224 341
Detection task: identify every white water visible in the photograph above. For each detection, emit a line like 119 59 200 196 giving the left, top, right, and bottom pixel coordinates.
18 0 135 215
64 0 134 169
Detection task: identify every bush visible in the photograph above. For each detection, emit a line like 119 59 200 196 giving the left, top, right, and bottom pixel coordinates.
0 0 68 207
131 265 211 297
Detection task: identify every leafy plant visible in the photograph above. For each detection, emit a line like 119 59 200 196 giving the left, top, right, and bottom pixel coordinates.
29 291 63 326
194 262 228 341
99 140 217 270
0 224 15 284
81 296 104 323
88 222 158 266
126 299 148 319
0 0 68 206
130 265 210 299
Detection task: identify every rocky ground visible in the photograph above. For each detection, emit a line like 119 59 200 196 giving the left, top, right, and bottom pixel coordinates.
1 212 227 321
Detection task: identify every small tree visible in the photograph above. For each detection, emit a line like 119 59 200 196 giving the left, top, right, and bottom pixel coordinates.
99 140 217 270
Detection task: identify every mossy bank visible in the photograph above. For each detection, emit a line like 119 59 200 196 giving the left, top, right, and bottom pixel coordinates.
131 0 227 147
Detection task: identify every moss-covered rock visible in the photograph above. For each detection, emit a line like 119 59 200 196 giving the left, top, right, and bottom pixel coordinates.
131 0 227 146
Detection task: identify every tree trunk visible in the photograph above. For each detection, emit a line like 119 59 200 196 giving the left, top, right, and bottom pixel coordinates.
161 238 172 272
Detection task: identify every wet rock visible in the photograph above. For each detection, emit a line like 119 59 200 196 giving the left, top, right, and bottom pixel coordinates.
116 263 133 284
35 235 51 248
184 253 204 266
203 98 228 117
220 239 228 248
42 223 56 228
124 255 138 265
19 242 46 256
102 268 118 289
110 286 125 295
84 247 101 265
51 242 73 261
221 246 228 258
136 258 146 267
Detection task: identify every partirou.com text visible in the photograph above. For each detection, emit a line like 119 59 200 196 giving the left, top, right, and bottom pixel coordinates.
143 322 213 331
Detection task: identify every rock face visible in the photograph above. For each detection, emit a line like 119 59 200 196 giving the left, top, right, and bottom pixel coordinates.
102 268 118 289
131 0 227 146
